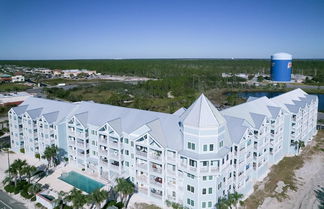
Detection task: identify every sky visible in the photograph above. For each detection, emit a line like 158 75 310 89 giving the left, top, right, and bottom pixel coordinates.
0 0 324 59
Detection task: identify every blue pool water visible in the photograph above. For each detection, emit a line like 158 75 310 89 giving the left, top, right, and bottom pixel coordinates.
58 171 104 193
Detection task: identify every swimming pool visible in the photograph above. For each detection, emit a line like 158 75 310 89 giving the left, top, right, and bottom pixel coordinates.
58 171 104 193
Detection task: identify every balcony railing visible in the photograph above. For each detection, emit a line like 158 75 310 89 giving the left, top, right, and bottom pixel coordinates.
137 163 148 170
149 153 162 161
150 166 162 174
136 150 147 158
99 149 108 156
137 175 147 182
150 178 162 187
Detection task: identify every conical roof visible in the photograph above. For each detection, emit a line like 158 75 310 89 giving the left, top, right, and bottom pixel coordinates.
181 94 225 128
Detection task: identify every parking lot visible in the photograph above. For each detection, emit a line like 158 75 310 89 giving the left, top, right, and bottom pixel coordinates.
0 200 12 209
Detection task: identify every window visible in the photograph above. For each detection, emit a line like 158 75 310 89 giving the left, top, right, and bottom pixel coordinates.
208 202 212 207
208 176 213 180
125 150 129 155
208 188 212 194
203 161 208 166
124 138 129 144
202 202 206 208
209 144 214 151
202 188 206 194
190 200 194 206
203 145 207 151
125 161 129 167
187 185 194 193
187 173 195 179
188 142 195 150
203 176 207 181
219 141 223 148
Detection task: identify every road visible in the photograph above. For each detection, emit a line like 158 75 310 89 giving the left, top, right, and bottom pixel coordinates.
0 190 27 209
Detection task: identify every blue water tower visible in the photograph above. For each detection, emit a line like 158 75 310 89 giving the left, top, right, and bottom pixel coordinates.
271 52 292 82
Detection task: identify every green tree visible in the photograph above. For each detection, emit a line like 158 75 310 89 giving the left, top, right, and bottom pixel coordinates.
23 165 37 184
215 197 230 209
228 192 244 209
28 183 42 198
65 188 87 209
293 140 305 153
53 191 68 209
114 178 135 207
257 76 264 82
42 144 59 169
11 159 27 181
87 189 108 209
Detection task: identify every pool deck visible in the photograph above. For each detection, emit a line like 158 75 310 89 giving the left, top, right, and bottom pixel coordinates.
39 163 111 194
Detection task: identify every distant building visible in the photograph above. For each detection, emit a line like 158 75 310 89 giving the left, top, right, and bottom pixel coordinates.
0 74 12 82
0 92 32 106
62 69 97 78
12 75 25 83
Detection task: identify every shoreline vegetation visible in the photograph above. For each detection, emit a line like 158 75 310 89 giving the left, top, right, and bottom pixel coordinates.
1 59 323 113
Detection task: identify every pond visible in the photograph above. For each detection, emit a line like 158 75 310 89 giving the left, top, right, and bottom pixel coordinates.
232 91 324 111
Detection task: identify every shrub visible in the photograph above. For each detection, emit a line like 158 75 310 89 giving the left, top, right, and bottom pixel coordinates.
115 202 124 209
4 184 15 193
14 187 20 194
20 190 32 199
20 148 25 153
31 196 36 201
35 203 42 208
35 153 41 159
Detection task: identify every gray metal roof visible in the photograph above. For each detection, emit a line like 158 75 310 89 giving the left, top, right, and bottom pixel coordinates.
223 115 249 144
271 88 317 114
181 94 225 128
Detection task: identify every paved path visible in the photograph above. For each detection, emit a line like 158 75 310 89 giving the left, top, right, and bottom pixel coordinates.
0 190 27 209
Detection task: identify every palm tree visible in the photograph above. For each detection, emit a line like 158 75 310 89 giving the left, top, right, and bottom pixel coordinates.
43 146 53 169
215 197 230 209
65 188 87 209
293 140 305 154
87 189 108 209
12 159 27 180
28 183 42 198
5 160 21 186
23 165 37 184
229 192 243 209
114 178 135 207
53 191 67 209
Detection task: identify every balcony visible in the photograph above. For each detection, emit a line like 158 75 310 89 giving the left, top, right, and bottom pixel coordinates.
149 149 162 161
150 176 162 187
109 150 119 159
137 174 148 182
136 161 148 170
200 167 209 173
150 189 162 199
99 149 108 156
110 163 119 171
189 166 197 172
138 186 148 194
150 163 162 174
211 167 219 172
109 141 119 149
100 158 108 166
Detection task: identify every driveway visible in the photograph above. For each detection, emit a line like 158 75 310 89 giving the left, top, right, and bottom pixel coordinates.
0 190 28 209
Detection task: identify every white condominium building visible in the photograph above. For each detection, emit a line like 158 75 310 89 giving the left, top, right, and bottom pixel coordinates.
8 88 318 208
